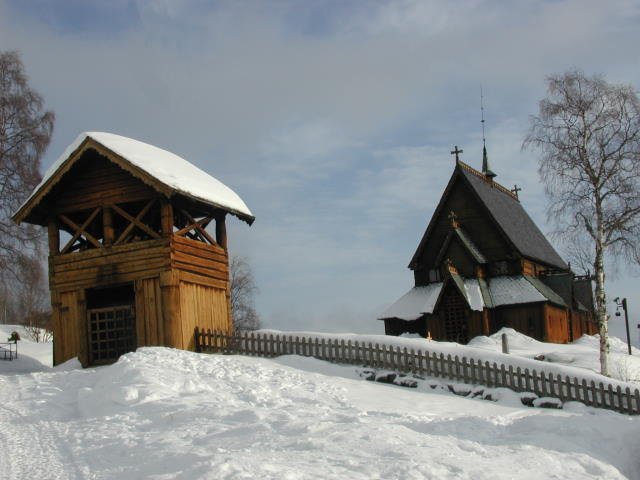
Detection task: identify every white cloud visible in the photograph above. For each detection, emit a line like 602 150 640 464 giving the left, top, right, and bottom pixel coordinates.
2 0 640 330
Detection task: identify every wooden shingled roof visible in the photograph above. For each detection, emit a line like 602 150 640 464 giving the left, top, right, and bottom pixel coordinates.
410 160 568 271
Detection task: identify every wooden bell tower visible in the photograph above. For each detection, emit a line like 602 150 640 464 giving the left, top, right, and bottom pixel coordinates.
13 132 254 367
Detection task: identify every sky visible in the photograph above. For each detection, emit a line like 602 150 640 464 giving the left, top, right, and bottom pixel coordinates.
2 0 640 339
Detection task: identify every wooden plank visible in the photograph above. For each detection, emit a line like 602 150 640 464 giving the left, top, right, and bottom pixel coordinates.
55 189 156 213
171 241 228 264
172 250 228 273
155 278 165 345
171 234 226 256
53 239 170 265
135 280 146 347
53 257 170 285
53 255 170 281
172 261 228 282
52 265 170 291
53 248 170 273
76 289 88 367
146 279 159 344
160 271 182 348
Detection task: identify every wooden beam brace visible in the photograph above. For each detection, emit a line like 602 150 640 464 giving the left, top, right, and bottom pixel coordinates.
59 208 102 253
112 199 160 245
175 210 216 245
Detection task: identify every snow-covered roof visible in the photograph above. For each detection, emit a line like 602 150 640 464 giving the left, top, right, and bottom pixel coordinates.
486 276 546 307
381 274 568 321
14 132 254 225
463 278 484 311
379 284 443 320
380 278 488 321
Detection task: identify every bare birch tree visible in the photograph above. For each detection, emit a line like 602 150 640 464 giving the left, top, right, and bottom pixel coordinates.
523 70 640 376
0 51 54 279
230 256 261 330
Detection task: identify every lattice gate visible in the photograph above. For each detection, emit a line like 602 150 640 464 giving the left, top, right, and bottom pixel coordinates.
441 287 469 344
87 305 136 365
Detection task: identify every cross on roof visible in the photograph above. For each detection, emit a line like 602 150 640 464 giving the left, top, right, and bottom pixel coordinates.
450 145 463 162
511 184 522 199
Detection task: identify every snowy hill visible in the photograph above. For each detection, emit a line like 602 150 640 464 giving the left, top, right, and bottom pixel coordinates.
0 339 639 478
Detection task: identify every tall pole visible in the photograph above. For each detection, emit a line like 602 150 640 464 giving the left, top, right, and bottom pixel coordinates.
623 298 632 355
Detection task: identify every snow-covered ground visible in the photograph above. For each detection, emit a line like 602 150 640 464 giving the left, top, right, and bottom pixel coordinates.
260 327 640 387
0 325 639 479
469 328 640 384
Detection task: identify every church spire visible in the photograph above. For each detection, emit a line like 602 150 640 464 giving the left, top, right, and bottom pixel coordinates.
481 86 496 179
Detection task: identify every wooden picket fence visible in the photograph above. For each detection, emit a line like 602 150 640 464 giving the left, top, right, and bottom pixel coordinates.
194 327 640 415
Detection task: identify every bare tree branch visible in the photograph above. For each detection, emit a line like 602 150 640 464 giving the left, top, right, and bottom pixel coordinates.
0 51 54 281
229 255 261 331
523 69 640 377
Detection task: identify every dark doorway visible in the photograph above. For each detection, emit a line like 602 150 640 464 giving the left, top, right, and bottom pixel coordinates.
86 284 136 365
441 285 469 343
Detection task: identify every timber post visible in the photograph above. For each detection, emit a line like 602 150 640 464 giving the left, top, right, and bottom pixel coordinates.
216 214 227 250
103 206 114 246
47 217 59 255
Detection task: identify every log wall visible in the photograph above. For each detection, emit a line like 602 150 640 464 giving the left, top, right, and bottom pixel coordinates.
170 235 228 286
49 236 232 366
50 238 171 291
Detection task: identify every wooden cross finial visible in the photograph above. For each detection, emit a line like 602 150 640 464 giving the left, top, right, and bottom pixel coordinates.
511 184 522 199
450 145 463 162
448 210 459 228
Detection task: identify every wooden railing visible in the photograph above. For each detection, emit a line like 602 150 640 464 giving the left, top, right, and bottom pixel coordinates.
194 328 640 416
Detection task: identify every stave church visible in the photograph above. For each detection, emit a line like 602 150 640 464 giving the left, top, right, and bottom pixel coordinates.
379 145 597 344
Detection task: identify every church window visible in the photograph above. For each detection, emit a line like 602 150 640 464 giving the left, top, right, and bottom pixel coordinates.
429 269 440 282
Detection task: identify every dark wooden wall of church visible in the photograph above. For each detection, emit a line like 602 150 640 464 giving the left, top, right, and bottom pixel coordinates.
414 179 512 283
384 317 427 336
491 304 544 340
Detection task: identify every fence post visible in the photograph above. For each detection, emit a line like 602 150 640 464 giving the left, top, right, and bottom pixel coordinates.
410 349 416 374
485 362 492 387
446 355 453 380
610 385 618 411
194 327 200 353
559 375 567 401
591 381 599 407
546 372 554 397
469 358 475 383
507 365 515 390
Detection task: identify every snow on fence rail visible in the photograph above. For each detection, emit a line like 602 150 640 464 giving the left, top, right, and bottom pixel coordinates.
194 327 640 416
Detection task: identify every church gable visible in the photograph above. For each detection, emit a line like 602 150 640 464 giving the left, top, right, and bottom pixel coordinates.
411 171 512 283
458 166 567 270
434 233 480 278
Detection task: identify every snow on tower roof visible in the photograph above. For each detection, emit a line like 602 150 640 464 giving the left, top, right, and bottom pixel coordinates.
14 132 254 225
